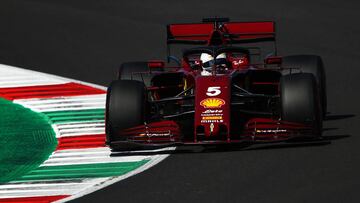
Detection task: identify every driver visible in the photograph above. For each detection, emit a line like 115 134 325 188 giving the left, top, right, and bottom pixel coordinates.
200 53 228 76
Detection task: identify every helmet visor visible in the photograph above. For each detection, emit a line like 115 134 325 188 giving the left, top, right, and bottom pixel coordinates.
203 58 227 68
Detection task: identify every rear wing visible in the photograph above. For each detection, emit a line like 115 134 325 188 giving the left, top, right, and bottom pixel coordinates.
167 21 276 45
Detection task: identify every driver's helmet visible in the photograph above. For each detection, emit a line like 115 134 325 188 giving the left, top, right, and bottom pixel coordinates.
200 52 227 76
200 53 213 76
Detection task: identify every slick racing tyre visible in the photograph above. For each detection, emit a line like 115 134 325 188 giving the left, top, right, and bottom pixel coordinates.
105 80 148 145
280 73 322 136
282 55 327 116
118 62 163 87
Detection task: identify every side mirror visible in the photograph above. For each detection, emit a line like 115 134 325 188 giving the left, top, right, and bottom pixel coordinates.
265 56 282 64
148 60 165 68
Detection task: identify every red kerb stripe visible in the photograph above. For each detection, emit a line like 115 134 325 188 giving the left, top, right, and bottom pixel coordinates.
0 195 69 203
56 134 106 150
0 82 105 100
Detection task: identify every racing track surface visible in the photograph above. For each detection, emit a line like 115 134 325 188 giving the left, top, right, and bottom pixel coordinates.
0 0 360 202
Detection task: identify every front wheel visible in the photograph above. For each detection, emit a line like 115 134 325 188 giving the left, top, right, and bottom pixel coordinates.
105 80 148 146
280 73 322 136
282 55 327 116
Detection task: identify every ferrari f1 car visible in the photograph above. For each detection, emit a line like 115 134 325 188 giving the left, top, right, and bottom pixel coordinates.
105 18 327 151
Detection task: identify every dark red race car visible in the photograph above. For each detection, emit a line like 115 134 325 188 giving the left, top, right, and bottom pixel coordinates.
105 18 327 151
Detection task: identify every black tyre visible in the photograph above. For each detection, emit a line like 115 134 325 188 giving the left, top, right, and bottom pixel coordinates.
105 80 148 144
282 55 327 116
280 73 322 136
119 62 163 87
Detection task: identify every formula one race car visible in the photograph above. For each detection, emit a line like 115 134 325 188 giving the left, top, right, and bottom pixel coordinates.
105 18 327 151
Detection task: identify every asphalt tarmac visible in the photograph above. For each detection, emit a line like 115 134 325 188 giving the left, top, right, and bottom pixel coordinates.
1 0 360 202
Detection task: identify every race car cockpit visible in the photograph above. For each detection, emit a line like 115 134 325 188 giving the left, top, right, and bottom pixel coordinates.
182 46 250 75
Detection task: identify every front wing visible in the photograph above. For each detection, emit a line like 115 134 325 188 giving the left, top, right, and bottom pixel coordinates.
108 118 320 151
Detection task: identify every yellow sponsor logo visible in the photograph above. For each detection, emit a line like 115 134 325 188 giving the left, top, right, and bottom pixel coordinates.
200 98 225 108
202 116 223 120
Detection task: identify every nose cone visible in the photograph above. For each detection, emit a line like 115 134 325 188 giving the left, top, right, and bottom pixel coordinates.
194 75 231 139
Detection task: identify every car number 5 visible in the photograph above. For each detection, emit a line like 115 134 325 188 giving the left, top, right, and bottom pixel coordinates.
206 86 221 96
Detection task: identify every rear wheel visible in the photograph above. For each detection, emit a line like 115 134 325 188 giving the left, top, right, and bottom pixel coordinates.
282 55 327 116
105 80 148 146
280 73 322 136
119 62 163 87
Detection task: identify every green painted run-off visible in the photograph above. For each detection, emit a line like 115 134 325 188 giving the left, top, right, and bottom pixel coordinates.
42 109 105 124
0 98 57 183
0 99 148 184
15 160 149 181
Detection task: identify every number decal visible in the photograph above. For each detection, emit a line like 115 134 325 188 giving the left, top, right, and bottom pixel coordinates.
206 86 221 96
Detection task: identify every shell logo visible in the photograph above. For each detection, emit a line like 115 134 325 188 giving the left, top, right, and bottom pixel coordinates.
200 98 225 108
